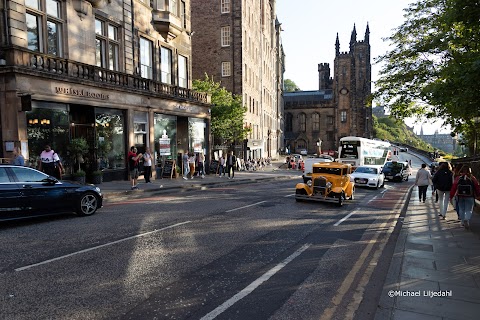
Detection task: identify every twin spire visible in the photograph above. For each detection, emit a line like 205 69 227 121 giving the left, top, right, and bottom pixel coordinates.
336 23 370 56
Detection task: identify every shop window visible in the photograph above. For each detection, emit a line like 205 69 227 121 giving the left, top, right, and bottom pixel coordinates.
189 118 206 154
134 111 148 151
27 102 69 171
95 109 125 170
26 0 64 56
154 114 177 163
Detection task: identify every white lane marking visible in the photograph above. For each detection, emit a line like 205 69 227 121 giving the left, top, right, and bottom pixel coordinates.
15 221 192 272
225 201 267 213
334 211 356 226
200 243 311 320
284 194 295 197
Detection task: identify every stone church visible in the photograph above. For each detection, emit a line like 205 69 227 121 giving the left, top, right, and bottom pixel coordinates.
284 25 373 155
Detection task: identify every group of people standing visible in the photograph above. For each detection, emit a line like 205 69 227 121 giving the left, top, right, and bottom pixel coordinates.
217 151 236 179
415 162 480 230
182 151 206 180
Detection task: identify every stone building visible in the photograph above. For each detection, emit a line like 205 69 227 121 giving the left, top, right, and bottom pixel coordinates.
418 126 457 154
190 0 284 160
284 25 373 155
0 0 210 181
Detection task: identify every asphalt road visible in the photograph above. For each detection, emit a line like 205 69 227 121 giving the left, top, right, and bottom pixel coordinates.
0 157 416 320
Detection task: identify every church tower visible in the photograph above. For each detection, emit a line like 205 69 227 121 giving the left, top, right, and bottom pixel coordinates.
334 24 372 140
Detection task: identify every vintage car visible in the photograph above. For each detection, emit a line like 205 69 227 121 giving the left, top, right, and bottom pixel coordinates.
295 162 355 206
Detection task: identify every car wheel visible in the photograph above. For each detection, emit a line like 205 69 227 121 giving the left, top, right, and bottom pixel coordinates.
76 192 99 216
350 188 355 200
338 193 344 207
295 189 307 202
376 182 380 190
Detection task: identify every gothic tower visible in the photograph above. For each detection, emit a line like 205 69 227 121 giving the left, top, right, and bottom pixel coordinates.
334 24 372 140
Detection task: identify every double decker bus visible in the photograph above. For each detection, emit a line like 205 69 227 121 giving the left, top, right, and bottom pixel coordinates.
337 137 391 168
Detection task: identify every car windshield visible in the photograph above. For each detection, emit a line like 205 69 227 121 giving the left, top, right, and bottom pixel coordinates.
313 167 342 175
385 162 403 170
355 167 377 174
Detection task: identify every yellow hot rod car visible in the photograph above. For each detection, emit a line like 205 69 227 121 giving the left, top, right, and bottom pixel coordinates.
295 162 355 206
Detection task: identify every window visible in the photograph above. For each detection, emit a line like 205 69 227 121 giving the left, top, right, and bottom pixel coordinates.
299 113 306 132
170 0 178 16
178 55 187 88
221 0 230 13
222 62 231 77
140 37 153 79
95 108 126 170
221 26 231 47
285 113 293 132
26 0 64 56
161 47 172 84
180 1 186 28
327 116 334 125
95 18 120 71
341 111 347 123
155 0 165 10
312 113 320 132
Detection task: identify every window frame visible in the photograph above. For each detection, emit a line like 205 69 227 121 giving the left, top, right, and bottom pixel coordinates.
341 111 347 123
221 26 231 47
221 0 231 13
25 0 64 56
160 46 172 84
221 61 231 77
178 54 188 88
140 37 154 80
95 17 121 71
312 113 320 132
299 113 306 132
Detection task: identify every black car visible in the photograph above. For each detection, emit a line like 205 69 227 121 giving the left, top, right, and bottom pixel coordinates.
0 165 103 221
383 161 409 182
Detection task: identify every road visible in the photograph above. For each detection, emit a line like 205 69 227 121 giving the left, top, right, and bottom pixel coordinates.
0 155 418 320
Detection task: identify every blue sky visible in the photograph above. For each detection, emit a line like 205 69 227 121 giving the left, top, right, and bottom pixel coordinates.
276 0 448 135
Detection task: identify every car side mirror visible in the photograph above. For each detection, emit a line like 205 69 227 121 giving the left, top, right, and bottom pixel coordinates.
42 177 58 185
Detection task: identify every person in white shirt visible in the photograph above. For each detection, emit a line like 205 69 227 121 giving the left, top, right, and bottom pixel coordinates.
143 147 152 183
415 163 432 203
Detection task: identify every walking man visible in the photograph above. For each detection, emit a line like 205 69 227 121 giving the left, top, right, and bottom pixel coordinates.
227 151 236 179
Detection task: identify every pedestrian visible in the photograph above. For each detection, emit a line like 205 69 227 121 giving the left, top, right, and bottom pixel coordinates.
415 163 432 203
227 151 236 179
188 152 196 179
128 146 143 189
197 152 205 178
12 146 25 166
430 164 438 199
452 164 462 220
182 152 189 180
450 165 480 230
432 162 453 219
143 147 152 183
39 144 64 179
218 154 225 177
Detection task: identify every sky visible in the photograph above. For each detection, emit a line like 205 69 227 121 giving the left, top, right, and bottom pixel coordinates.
276 0 448 135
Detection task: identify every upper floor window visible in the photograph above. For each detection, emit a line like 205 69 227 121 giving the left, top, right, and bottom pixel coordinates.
178 55 187 88
25 0 64 56
285 113 293 132
312 113 320 132
155 0 165 10
140 37 153 79
299 113 306 132
221 0 230 13
170 0 178 16
327 116 334 125
221 26 231 47
180 1 186 29
341 111 347 123
161 47 172 84
95 18 120 71
222 62 231 77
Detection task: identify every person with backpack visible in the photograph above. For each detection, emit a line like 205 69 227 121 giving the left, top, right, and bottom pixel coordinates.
450 165 480 229
432 162 453 219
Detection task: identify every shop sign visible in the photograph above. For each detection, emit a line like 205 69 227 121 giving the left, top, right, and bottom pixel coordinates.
159 131 171 155
193 139 203 152
54 87 109 100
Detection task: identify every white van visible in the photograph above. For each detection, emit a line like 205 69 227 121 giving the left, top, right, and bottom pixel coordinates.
302 155 334 183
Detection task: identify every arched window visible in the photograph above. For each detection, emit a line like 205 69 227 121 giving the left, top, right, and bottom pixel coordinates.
299 113 306 132
312 113 320 132
286 113 293 132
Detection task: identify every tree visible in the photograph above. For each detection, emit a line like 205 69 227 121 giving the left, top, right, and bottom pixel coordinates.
284 79 300 92
374 0 480 150
193 75 250 144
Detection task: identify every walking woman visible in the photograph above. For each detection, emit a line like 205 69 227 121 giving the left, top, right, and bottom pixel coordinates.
415 163 432 203
450 165 480 229
432 162 453 219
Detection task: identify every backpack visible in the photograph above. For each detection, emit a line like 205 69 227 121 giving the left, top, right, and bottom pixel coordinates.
457 176 474 197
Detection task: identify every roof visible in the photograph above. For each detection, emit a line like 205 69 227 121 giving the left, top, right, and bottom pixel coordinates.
313 162 350 168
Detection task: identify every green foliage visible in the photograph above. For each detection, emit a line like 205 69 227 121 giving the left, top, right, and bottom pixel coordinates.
68 138 89 157
193 74 250 144
373 115 433 150
72 169 86 177
374 0 480 145
284 79 300 92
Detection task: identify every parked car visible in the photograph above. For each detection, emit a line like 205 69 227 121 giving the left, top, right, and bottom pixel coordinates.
302 155 334 183
399 147 408 152
299 149 308 155
383 161 409 182
350 165 385 189
295 162 355 206
0 165 103 221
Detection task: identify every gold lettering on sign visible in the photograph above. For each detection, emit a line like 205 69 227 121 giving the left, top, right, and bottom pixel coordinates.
54 87 110 100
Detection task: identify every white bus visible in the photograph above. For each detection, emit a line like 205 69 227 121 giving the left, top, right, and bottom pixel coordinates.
337 137 391 168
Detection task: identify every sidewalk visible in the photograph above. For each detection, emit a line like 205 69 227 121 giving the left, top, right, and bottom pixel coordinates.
98 161 301 201
375 187 480 320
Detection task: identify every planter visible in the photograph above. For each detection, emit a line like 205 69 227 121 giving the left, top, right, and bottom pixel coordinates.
92 175 103 184
74 176 86 184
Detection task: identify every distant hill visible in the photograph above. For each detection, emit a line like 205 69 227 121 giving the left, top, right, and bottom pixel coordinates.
373 115 433 150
